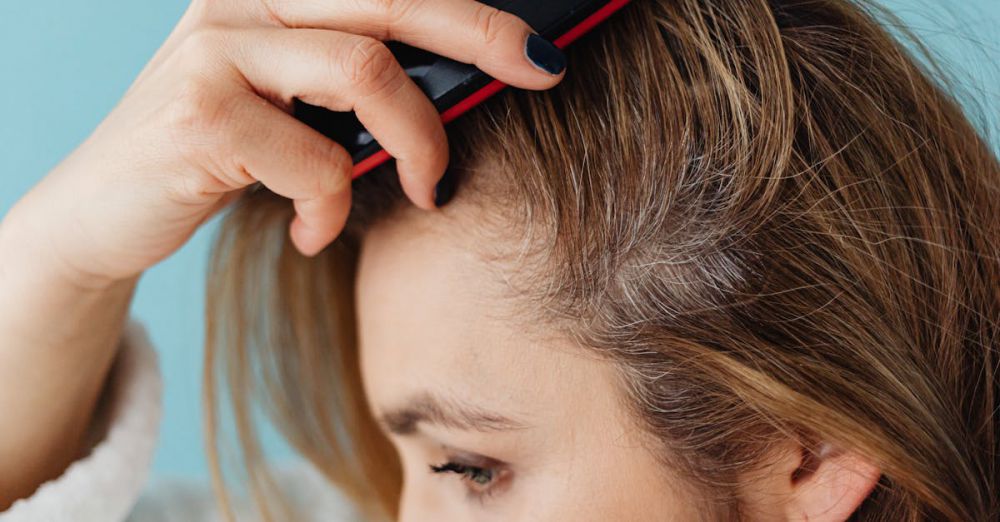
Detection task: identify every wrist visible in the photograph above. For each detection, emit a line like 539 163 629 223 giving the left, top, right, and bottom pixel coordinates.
0 202 134 295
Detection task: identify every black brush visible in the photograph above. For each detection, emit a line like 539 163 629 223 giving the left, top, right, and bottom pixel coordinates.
293 0 632 179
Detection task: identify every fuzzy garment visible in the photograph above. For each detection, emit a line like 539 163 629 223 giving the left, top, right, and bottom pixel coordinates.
0 322 362 521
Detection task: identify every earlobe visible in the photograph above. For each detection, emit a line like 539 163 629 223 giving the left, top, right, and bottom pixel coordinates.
787 442 881 522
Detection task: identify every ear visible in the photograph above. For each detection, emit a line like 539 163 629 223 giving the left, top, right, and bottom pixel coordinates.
739 440 881 522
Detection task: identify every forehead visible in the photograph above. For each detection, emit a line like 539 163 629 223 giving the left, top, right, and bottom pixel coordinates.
353 207 610 423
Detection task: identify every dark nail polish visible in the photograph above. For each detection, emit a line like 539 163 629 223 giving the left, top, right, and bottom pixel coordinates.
525 33 566 75
433 168 458 208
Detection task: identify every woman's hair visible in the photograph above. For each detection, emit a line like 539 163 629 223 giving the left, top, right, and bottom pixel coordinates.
204 0 1000 520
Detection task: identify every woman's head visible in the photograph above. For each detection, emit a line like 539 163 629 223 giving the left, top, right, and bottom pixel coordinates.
206 0 1000 520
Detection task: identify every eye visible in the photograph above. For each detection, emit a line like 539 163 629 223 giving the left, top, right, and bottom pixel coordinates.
430 460 506 497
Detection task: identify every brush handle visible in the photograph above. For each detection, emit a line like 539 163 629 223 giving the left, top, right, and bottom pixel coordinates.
293 0 632 179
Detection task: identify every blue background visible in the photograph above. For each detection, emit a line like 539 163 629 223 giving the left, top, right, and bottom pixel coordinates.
1 0 997 481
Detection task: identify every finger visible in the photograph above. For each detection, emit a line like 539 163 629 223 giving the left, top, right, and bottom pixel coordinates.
224 27 447 210
290 188 352 256
261 0 568 89
221 94 355 254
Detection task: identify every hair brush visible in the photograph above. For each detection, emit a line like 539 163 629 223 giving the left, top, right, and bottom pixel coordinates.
293 0 632 179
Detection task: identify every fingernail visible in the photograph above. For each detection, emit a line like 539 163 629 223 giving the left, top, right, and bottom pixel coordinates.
433 167 458 208
524 33 566 75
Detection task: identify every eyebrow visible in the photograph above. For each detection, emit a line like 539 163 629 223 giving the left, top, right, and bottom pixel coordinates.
377 392 527 435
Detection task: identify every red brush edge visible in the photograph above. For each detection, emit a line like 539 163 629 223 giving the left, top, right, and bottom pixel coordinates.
351 0 632 179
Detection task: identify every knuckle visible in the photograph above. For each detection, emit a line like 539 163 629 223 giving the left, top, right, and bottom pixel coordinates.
375 0 420 41
257 0 286 25
165 76 228 134
168 169 218 204
341 37 403 98
368 0 397 18
175 27 227 67
318 144 352 194
474 5 517 47
162 81 244 175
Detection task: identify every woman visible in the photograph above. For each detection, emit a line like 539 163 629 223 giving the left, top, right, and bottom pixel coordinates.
1 0 997 520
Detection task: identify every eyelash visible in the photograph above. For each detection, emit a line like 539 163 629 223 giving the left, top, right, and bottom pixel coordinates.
430 460 505 499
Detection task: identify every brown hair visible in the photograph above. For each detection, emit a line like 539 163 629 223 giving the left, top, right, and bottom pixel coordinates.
204 0 1000 520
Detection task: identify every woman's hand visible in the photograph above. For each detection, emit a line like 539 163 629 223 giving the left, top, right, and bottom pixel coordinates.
0 0 566 508
6 0 566 288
